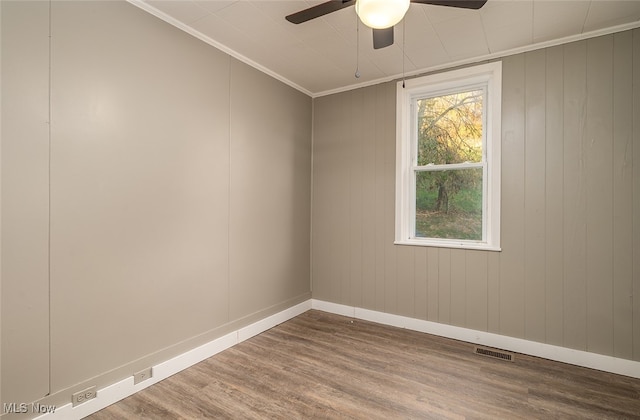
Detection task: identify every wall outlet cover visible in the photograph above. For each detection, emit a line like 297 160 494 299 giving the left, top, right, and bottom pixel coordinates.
72 386 97 407
133 367 153 385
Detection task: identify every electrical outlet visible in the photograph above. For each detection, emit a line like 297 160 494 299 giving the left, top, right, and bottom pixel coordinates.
133 367 153 385
72 386 97 407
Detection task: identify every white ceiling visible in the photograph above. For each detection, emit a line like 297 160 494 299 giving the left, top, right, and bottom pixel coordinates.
131 0 640 96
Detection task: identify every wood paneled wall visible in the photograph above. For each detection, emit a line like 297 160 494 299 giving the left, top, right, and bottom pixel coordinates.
312 29 640 362
1 0 311 408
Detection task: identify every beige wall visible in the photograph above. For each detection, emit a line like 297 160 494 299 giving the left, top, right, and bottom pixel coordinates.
312 30 640 362
2 0 639 414
1 0 51 405
1 0 311 410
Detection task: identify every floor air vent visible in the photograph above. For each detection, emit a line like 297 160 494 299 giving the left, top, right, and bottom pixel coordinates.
474 346 514 362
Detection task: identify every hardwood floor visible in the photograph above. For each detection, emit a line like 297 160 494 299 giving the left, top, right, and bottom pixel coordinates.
89 310 640 419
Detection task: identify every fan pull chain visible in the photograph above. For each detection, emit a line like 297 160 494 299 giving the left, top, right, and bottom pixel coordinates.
402 18 406 88
355 14 361 78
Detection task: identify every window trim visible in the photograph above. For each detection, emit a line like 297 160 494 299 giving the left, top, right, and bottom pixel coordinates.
395 62 502 251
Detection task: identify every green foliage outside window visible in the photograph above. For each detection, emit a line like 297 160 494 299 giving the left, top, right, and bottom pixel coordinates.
415 90 484 240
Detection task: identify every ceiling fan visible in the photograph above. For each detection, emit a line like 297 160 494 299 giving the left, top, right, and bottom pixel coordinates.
286 0 488 49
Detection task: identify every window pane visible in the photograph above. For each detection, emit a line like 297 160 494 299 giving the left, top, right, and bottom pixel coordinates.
416 90 483 166
415 168 483 240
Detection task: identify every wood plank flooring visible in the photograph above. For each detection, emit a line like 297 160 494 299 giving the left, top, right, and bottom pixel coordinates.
88 310 640 419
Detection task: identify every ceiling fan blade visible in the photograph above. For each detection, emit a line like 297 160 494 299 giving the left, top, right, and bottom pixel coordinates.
373 27 394 49
410 0 487 9
286 0 356 24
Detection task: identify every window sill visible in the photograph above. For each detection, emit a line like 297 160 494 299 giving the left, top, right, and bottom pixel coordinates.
394 239 501 252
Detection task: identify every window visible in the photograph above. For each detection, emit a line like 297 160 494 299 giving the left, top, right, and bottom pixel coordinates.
395 62 501 250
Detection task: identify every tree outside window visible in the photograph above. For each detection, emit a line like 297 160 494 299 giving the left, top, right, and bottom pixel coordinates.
395 62 501 250
415 89 484 240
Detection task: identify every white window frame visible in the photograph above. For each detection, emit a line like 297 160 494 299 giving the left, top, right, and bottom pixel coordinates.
395 62 502 251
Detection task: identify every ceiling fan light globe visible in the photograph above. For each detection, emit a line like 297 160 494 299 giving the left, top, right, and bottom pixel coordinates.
356 0 410 29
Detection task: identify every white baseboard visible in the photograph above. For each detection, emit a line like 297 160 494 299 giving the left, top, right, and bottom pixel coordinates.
35 298 639 419
311 299 640 380
36 300 312 420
